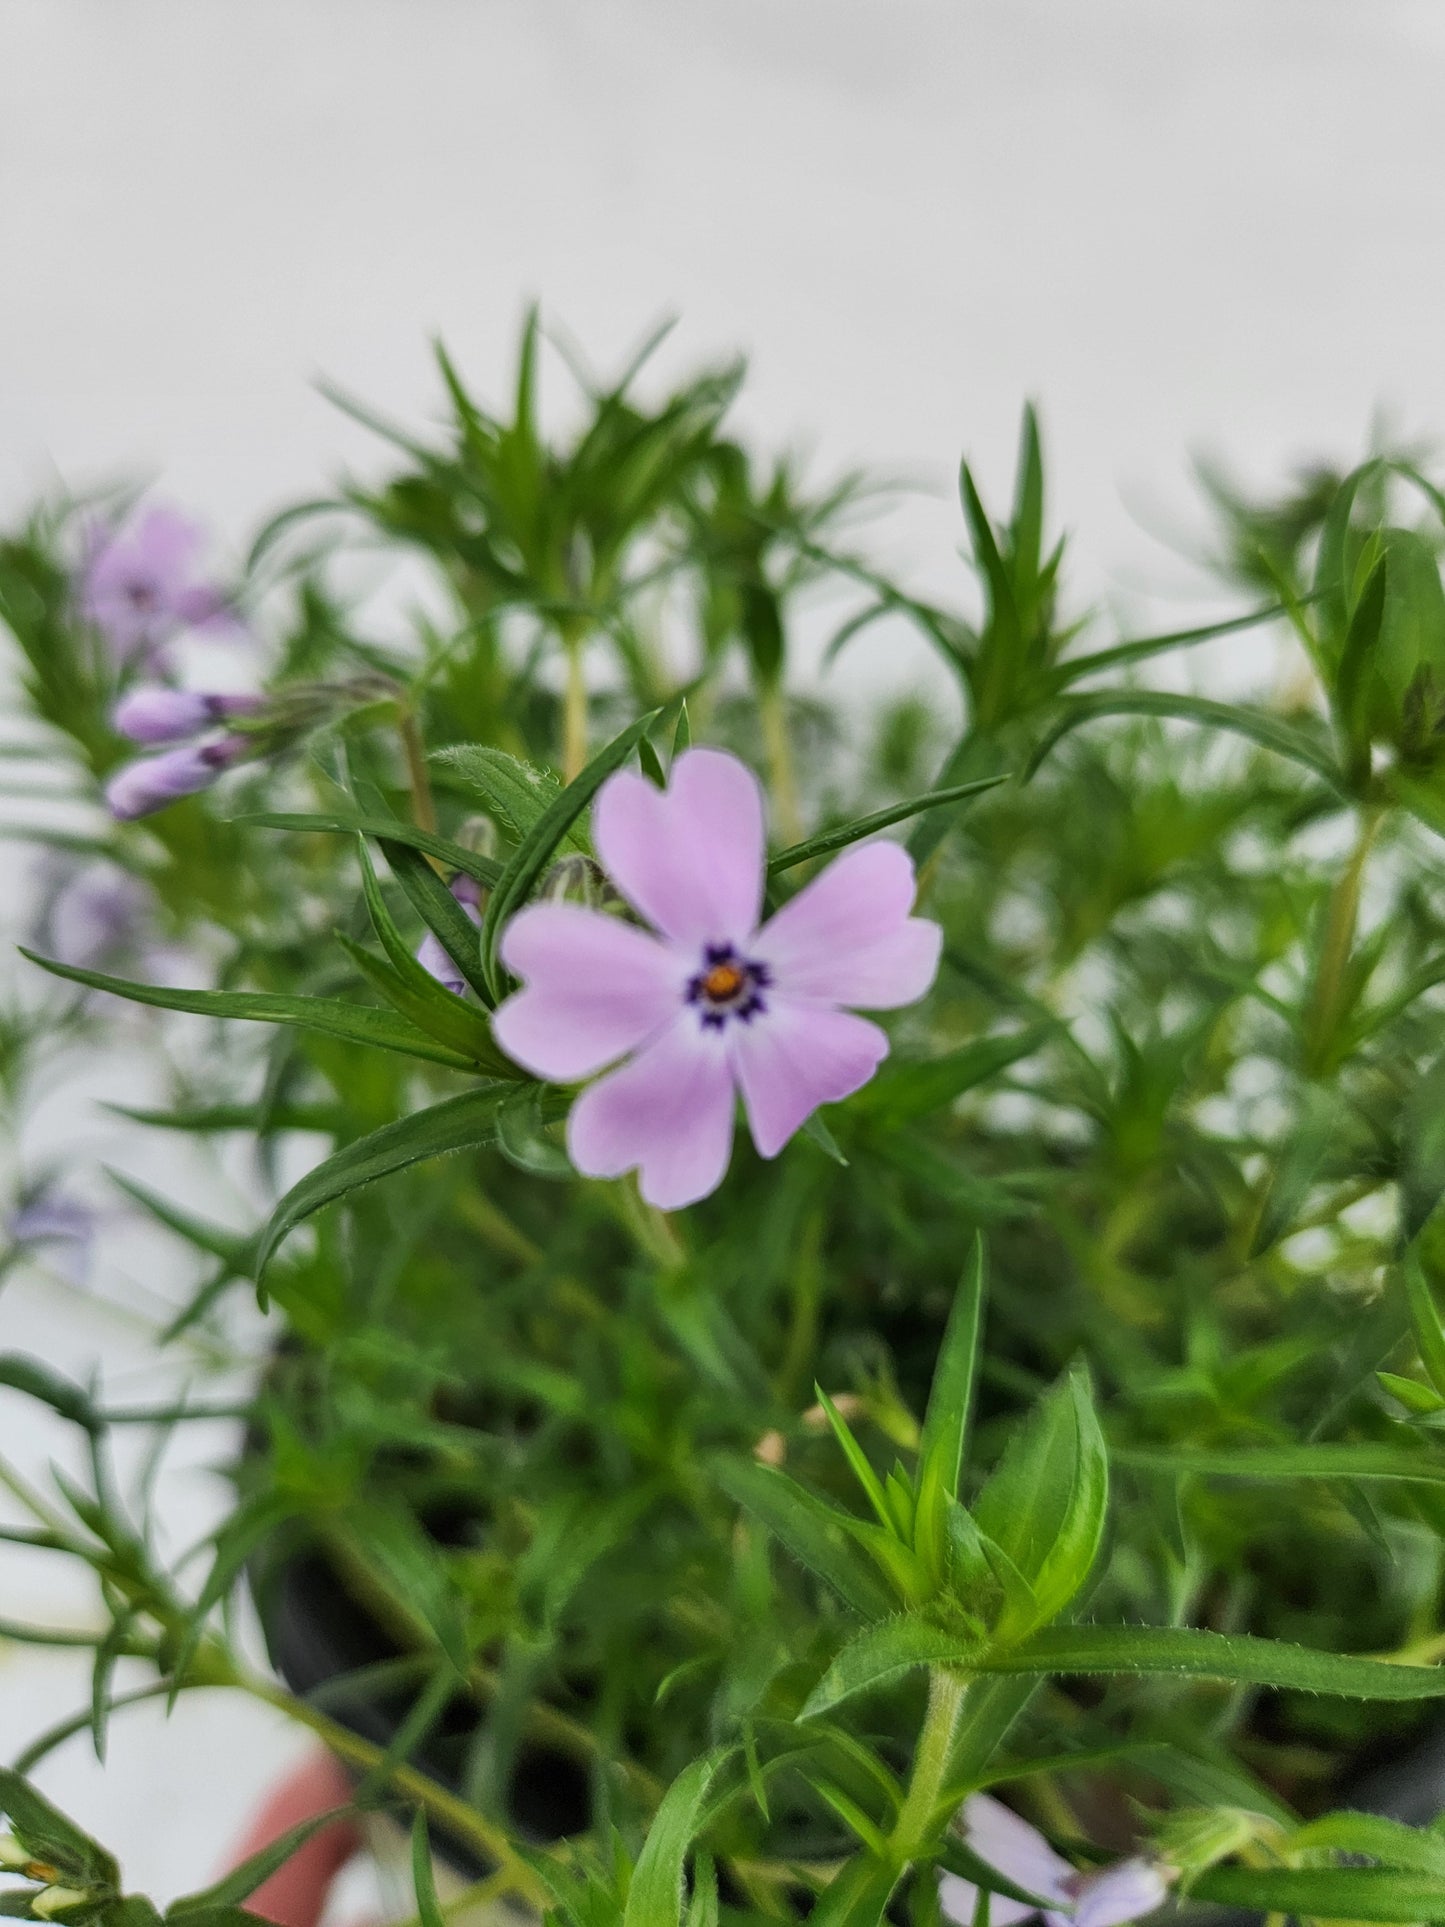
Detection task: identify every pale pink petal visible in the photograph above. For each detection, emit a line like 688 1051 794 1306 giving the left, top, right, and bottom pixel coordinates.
492 903 685 1081
593 748 765 948
965 1796 1074 1903
938 1797 1074 1925
755 841 941 1008
938 1874 1038 1927
729 998 888 1158
1071 1864 1171 1927
566 1017 736 1208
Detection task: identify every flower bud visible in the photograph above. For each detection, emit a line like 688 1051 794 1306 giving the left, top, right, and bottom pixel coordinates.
539 854 606 908
0 1835 30 1870
415 874 485 996
454 815 499 860
113 687 262 744
32 1889 90 1919
104 738 244 821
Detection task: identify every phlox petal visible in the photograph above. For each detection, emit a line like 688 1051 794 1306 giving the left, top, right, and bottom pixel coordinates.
566 1017 736 1209
593 748 765 948
493 903 684 1081
939 1795 1075 1926
755 841 941 1008
938 1876 1039 1927
417 930 468 998
730 997 888 1158
1071 1864 1171 1927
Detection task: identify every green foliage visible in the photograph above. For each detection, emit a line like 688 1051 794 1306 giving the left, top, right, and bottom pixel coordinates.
11 320 1445 1922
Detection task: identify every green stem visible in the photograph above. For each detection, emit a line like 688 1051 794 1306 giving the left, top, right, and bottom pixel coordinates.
562 636 589 783
1302 804 1383 1076
891 1664 969 1860
611 1177 689 1272
759 679 805 850
235 1666 550 1906
397 709 438 836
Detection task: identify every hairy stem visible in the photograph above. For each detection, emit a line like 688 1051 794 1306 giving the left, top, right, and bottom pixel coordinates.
892 1664 969 1860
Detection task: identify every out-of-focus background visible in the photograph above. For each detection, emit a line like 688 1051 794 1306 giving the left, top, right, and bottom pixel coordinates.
4 0 1445 1902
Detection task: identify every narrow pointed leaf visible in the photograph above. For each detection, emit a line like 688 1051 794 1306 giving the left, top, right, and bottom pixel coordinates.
169 1810 353 1915
481 705 667 997
19 952 476 1072
237 812 503 888
980 1624 1445 1698
254 1084 565 1274
768 777 1007 876
918 1237 986 1503
623 1748 732 1927
714 1459 895 1618
1023 692 1345 792
1190 1864 1445 1922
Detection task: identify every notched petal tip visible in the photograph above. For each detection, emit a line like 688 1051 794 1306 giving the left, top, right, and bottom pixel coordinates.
593 747 766 948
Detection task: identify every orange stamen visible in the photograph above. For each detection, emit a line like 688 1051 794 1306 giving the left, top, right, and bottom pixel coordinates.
702 962 745 1000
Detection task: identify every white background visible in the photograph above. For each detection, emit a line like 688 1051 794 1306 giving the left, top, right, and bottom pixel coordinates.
4 0 1445 1902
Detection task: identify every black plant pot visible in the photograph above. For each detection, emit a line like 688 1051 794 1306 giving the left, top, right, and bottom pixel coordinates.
252 1540 592 1880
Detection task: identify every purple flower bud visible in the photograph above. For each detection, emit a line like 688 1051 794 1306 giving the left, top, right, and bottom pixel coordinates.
113 686 262 744
105 737 244 821
417 930 469 997
415 874 484 995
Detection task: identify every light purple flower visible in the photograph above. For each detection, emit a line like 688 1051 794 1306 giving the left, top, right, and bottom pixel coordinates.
113 686 262 745
491 748 942 1209
939 1795 1173 1927
35 861 150 969
105 737 245 821
7 1189 95 1290
417 874 483 996
80 505 236 664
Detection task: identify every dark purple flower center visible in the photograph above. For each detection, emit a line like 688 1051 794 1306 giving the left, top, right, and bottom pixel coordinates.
687 943 770 1030
122 577 160 611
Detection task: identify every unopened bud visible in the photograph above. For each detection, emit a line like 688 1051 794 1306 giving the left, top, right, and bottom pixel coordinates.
113 687 263 745
0 1835 29 1870
415 873 485 996
32 1889 90 1919
454 816 499 860
539 854 605 908
105 737 246 821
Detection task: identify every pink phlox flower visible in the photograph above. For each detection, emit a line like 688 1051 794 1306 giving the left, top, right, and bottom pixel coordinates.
80 505 238 664
491 747 942 1209
939 1795 1174 1927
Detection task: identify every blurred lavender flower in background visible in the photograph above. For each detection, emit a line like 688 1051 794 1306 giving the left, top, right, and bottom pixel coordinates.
5 1184 96 1290
33 860 151 970
79 504 238 665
